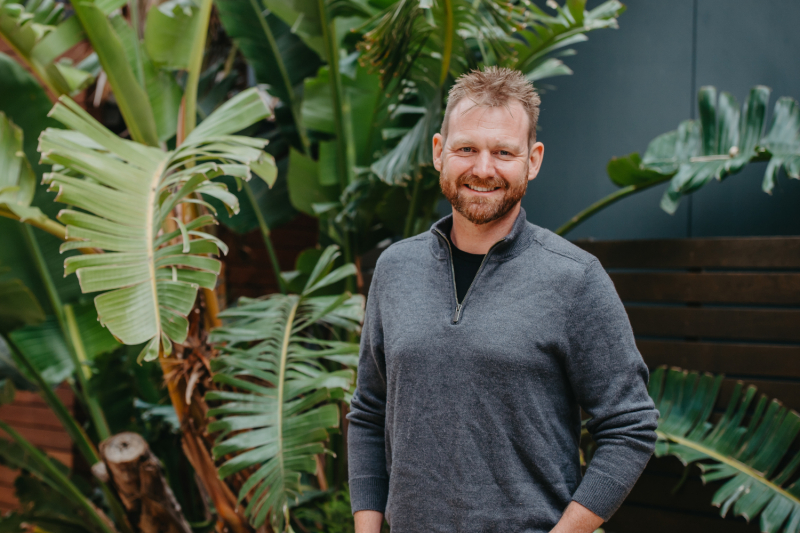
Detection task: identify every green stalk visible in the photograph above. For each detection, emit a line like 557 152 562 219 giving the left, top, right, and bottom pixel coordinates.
555 177 670 236
182 0 214 139
0 207 67 240
439 0 453 86
252 0 311 154
127 0 145 85
243 181 286 294
64 304 110 440
317 1 355 288
21 225 111 441
0 420 120 533
403 173 422 238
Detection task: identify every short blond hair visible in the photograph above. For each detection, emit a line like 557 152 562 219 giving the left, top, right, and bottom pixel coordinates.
441 66 541 145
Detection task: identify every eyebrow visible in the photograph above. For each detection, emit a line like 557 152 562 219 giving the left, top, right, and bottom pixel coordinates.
448 137 523 152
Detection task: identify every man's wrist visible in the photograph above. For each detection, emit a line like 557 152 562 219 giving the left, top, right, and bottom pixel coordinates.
354 510 384 533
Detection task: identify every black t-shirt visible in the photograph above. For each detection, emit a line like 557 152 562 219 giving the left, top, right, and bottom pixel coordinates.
447 233 486 304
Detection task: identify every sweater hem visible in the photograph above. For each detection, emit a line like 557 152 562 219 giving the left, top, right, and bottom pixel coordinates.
349 476 389 514
571 469 631 522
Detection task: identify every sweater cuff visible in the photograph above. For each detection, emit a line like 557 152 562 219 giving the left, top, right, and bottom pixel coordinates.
571 469 631 521
349 476 389 514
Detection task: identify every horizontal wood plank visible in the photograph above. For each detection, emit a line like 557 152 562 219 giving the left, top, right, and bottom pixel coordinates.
0 404 67 431
626 306 800 342
575 237 800 269
606 503 759 533
0 425 73 453
13 388 73 408
612 272 800 304
638 340 800 377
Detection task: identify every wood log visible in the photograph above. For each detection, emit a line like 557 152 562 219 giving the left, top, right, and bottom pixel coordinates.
100 432 192 533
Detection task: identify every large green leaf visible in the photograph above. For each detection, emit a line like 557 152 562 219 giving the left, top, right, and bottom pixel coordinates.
605 85 800 215
287 148 340 215
38 88 277 361
0 278 45 332
0 111 49 225
206 245 362 530
69 1 160 146
110 13 182 142
216 0 323 152
651 367 800 533
0 0 95 96
512 1 624 77
8 302 120 387
144 0 201 70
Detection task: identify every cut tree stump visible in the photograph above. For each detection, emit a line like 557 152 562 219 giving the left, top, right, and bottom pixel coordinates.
100 432 192 533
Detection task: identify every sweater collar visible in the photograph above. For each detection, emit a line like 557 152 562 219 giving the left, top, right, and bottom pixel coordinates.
428 206 535 263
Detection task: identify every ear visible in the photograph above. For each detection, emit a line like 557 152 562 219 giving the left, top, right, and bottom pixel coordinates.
527 141 544 182
433 133 444 172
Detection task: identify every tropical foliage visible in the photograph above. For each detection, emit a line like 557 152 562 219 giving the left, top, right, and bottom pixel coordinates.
218 0 626 281
650 367 800 533
557 85 800 235
207 246 362 529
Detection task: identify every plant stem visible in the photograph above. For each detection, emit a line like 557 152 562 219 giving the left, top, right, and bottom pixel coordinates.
21 225 111 441
252 0 311 154
181 0 214 140
0 420 121 533
243 181 286 294
439 0 453 86
555 177 670 237
2 208 67 241
403 173 422 239
64 304 111 440
317 0 355 289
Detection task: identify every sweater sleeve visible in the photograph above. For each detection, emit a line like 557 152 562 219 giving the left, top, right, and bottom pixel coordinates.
346 266 389 514
565 259 660 521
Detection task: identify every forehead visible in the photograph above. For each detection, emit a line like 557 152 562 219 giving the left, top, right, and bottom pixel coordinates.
446 98 529 146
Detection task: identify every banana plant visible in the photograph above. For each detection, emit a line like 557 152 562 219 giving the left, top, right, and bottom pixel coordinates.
39 87 277 363
0 0 106 98
218 0 626 278
206 245 363 530
650 366 800 533
557 85 800 236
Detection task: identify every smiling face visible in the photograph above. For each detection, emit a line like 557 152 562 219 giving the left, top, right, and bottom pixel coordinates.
433 98 544 225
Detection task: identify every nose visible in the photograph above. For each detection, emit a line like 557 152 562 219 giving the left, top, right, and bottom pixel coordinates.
472 149 495 179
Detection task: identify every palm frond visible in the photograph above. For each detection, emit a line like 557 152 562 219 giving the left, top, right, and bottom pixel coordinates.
206 245 363 530
651 366 800 533
39 88 277 362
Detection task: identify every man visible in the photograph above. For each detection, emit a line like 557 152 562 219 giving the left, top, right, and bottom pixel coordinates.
347 66 659 533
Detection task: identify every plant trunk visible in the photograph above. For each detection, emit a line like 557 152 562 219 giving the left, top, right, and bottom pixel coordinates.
99 433 193 533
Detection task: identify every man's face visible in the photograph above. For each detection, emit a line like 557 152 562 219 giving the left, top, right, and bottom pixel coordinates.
432 98 544 225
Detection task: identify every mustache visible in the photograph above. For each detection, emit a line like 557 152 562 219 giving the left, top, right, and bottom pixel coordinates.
456 174 508 189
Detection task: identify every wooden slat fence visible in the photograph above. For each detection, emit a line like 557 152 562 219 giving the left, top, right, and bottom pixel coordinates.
0 386 74 512
575 236 800 533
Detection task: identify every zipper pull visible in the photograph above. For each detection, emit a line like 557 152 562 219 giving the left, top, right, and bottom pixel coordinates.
452 303 463 324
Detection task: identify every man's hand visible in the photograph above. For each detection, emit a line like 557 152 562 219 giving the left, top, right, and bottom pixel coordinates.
354 510 384 533
550 501 604 533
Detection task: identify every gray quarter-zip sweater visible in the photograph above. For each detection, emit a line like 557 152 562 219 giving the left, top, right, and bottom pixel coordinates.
347 208 659 532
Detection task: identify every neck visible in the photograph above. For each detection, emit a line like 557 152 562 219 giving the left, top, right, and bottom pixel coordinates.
449 203 521 254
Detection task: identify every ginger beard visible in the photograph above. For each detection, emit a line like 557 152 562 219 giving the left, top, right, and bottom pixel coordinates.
439 160 530 225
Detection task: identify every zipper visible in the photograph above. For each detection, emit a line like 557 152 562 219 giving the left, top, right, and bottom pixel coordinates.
434 228 505 324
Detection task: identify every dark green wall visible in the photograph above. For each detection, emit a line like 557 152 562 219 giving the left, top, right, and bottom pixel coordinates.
525 0 800 239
